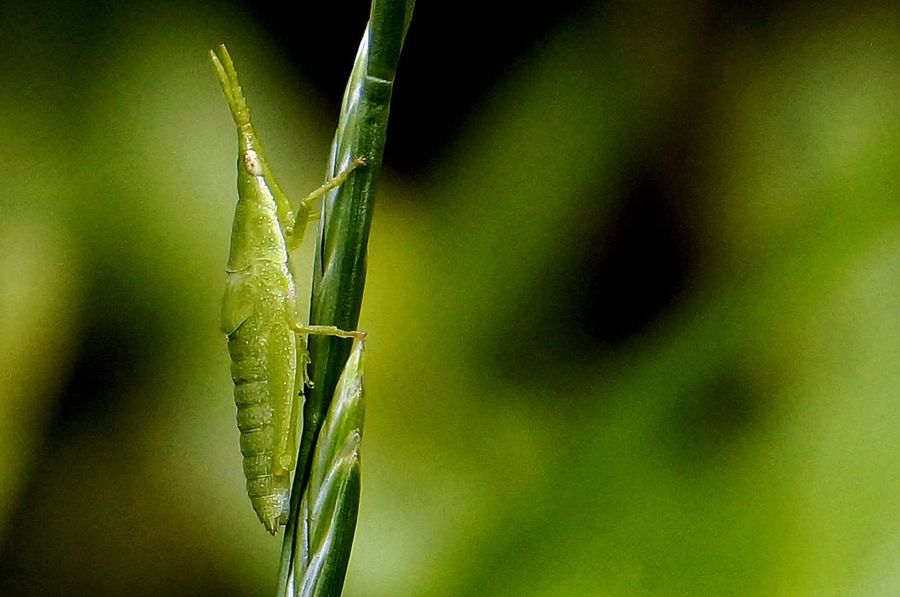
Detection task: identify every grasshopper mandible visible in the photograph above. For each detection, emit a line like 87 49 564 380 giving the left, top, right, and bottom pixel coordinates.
210 45 365 534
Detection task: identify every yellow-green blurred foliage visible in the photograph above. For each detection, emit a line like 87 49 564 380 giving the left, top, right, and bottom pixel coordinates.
1 1 898 595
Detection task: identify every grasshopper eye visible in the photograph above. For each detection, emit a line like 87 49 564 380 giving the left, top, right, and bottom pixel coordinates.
242 150 264 176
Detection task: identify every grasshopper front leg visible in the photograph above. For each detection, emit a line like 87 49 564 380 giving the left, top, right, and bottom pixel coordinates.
284 158 366 251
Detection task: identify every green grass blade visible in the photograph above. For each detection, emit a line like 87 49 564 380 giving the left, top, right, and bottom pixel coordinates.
276 1 414 594
294 339 365 596
300 0 414 494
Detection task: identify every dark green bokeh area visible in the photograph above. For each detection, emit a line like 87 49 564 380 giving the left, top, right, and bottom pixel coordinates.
1 1 899 595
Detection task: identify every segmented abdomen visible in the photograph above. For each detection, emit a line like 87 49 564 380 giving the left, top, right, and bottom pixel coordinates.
224 264 299 535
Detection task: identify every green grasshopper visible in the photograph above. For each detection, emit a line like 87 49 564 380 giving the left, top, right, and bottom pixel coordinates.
210 45 365 535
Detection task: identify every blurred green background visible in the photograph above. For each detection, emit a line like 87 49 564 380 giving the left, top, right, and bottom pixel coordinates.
1 1 898 595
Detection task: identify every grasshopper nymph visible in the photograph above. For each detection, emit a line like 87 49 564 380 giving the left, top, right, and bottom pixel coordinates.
210 44 365 534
